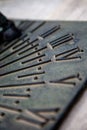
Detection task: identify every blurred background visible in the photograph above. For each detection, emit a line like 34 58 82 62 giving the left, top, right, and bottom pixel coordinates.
0 0 87 20
0 0 87 130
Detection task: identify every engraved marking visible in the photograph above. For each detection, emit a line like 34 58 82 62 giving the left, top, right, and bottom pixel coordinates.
55 47 79 57
16 107 60 128
22 54 45 64
50 34 73 45
0 44 40 68
3 94 30 99
0 60 51 77
18 43 39 55
0 81 45 88
0 39 34 61
12 37 30 50
18 71 45 79
18 34 73 59
50 74 81 86
0 104 22 113
18 25 60 55
21 21 35 30
56 47 82 61
56 56 81 61
40 25 60 38
16 117 45 129
30 22 46 33
0 34 74 69
53 36 73 48
0 34 27 55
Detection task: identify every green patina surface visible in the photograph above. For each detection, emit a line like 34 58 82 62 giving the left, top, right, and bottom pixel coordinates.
0 20 87 130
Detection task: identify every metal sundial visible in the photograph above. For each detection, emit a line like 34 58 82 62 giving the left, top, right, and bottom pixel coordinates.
0 12 87 130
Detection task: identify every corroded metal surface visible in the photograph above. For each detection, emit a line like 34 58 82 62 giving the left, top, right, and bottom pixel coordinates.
0 20 87 130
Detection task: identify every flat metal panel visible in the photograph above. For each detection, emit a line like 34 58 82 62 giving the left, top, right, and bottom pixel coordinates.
0 20 87 130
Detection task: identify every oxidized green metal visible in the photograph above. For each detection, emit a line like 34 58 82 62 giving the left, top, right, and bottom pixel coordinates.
0 20 87 130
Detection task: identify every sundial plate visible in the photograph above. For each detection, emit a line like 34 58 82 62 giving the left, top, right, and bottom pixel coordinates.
0 20 87 130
